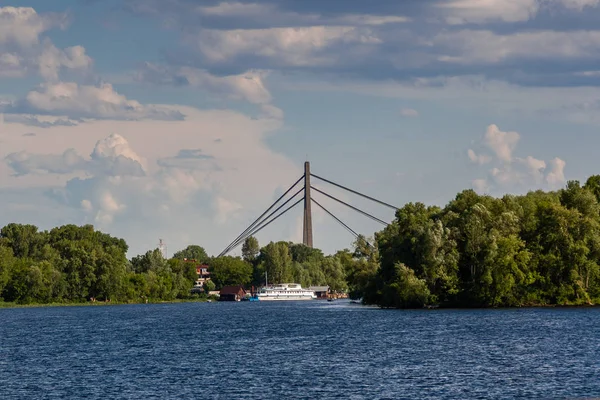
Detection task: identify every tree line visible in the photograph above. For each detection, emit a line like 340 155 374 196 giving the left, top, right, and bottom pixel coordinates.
0 223 364 304
362 176 600 308
3 176 600 308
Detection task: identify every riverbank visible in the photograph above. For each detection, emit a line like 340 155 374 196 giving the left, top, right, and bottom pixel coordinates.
0 297 218 309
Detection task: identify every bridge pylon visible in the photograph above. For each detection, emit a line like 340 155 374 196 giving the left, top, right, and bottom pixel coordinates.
218 161 400 257
303 161 313 248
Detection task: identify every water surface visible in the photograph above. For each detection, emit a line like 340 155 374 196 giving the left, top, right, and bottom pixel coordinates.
1 302 599 399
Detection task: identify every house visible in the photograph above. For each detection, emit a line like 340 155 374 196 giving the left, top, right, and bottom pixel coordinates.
219 285 246 301
182 259 211 286
195 264 211 285
308 286 330 299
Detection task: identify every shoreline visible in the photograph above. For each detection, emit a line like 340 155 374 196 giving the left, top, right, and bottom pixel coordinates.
0 297 215 310
2 298 600 310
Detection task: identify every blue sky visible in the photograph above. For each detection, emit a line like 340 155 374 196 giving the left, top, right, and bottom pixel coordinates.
1 0 600 257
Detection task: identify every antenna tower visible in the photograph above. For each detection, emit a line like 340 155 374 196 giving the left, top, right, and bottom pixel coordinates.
158 238 167 259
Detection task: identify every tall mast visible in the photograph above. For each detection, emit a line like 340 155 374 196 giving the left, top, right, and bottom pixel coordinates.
303 161 313 247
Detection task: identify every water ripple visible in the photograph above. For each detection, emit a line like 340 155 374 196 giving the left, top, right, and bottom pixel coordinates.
1 303 599 399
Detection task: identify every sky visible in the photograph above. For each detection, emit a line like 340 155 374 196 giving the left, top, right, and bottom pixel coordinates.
1 0 600 258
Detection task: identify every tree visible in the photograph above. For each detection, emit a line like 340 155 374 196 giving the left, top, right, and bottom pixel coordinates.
260 241 292 284
321 256 347 292
289 243 324 263
203 280 216 293
0 246 14 297
167 258 197 284
209 256 252 288
0 223 45 259
379 263 431 308
131 249 166 274
584 175 600 203
242 236 260 263
173 245 209 264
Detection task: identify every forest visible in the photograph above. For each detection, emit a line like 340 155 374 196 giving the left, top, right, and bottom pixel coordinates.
0 223 356 305
2 176 600 308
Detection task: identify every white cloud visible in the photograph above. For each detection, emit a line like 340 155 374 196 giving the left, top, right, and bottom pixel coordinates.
5 133 146 178
483 124 520 163
434 29 600 64
81 199 92 211
0 106 300 256
5 148 85 176
333 15 410 25
192 26 381 66
137 64 272 105
0 7 90 81
0 53 24 78
399 108 419 117
546 157 567 187
438 0 600 24
0 6 67 47
467 124 567 193
92 133 145 168
135 64 284 120
2 114 80 127
3 82 184 121
520 155 547 183
199 2 274 17
467 149 492 165
38 43 93 81
472 178 490 193
214 196 243 225
439 0 539 24
181 1 411 29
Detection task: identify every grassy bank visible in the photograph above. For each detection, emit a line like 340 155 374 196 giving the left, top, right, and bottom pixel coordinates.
0 296 218 309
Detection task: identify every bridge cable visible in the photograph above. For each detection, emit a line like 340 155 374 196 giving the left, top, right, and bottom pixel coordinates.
218 175 304 256
310 173 399 211
311 197 375 248
310 186 389 226
220 187 303 257
223 188 304 254
221 197 304 255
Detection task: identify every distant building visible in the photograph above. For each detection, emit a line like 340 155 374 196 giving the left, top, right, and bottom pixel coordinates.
195 264 211 285
308 286 330 299
219 285 246 301
183 259 211 287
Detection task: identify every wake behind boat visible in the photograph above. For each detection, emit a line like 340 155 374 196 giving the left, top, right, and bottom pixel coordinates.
257 283 317 301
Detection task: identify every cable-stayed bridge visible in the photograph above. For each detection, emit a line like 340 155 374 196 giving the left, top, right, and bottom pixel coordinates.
218 162 400 257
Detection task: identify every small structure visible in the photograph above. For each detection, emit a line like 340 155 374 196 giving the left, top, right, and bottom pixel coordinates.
308 286 330 299
182 259 211 288
219 285 246 301
195 264 211 285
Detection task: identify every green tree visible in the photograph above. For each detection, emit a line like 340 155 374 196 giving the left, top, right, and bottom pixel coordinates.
379 263 431 308
203 280 216 293
260 241 293 284
173 245 209 263
0 223 46 259
242 236 260 263
131 249 166 274
584 175 600 203
321 256 347 292
0 246 15 297
209 256 252 288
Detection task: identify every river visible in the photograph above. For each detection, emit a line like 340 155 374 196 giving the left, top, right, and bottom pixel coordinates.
1 301 599 399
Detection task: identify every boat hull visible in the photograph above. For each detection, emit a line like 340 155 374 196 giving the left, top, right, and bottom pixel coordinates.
257 295 316 301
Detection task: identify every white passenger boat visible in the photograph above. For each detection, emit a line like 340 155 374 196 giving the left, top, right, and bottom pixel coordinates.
257 283 317 301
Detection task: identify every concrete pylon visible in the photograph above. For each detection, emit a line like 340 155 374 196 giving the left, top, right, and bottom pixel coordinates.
303 161 313 248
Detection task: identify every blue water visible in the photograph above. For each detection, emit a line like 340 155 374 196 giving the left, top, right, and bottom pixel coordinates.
1 302 599 399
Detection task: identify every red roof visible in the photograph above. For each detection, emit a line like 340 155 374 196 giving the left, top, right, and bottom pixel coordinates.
220 285 246 295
